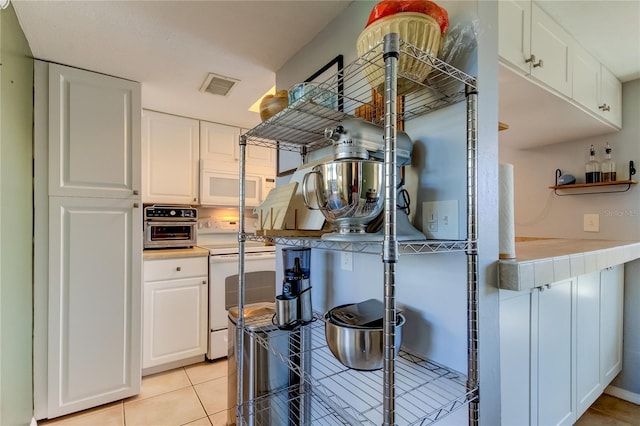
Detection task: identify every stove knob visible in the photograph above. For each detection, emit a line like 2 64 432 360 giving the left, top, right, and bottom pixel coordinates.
170 210 176 216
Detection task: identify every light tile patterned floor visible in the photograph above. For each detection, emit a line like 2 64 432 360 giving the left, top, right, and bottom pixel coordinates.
39 359 231 426
38 360 640 426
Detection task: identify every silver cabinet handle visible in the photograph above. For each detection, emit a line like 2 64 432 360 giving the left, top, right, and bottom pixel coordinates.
525 55 543 68
133 203 139 208
202 280 207 285
599 104 611 112
133 190 139 195
176 266 181 272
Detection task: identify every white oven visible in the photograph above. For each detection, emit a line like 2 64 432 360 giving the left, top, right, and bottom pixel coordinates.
200 160 275 207
202 243 276 360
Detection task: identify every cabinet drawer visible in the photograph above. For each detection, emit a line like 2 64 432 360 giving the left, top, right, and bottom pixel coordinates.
144 257 208 281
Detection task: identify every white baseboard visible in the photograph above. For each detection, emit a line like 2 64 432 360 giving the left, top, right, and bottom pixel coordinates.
605 385 640 404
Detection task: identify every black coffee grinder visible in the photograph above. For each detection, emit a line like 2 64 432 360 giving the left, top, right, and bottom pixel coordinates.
276 247 312 328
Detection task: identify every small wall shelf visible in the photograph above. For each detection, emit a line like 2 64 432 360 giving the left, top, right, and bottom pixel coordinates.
551 161 637 195
549 180 637 195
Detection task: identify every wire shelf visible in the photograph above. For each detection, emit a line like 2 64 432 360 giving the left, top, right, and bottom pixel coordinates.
244 233 472 255
242 39 477 152
237 384 353 426
239 312 477 426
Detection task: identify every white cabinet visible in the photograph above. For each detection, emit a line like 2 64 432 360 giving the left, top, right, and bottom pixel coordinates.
576 272 601 417
600 265 624 384
499 290 533 426
142 110 200 204
534 279 576 426
529 3 572 97
499 1 572 96
142 256 208 373
34 61 142 419
498 0 531 75
200 120 240 166
500 266 626 426
200 121 275 172
572 46 622 128
598 66 622 128
48 63 141 199
48 197 142 417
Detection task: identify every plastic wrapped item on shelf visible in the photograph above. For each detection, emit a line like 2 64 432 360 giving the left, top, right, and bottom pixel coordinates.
427 13 479 96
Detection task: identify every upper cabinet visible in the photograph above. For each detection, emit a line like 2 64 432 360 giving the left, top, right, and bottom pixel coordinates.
529 3 572 97
48 63 141 199
499 0 573 97
498 0 531 75
498 0 623 148
200 121 240 166
598 65 622 128
572 46 623 128
200 121 275 173
142 110 200 204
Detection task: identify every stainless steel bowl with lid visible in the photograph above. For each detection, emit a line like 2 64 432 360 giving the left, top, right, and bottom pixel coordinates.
324 310 405 371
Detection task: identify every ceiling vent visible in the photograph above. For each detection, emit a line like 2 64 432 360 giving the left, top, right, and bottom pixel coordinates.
200 73 238 96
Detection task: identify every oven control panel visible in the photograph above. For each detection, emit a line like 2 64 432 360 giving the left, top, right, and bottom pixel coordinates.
144 205 197 220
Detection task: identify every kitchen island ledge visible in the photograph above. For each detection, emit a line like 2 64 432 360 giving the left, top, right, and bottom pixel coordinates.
499 238 640 291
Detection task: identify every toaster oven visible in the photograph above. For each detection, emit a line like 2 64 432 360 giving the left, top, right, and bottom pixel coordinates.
143 205 197 249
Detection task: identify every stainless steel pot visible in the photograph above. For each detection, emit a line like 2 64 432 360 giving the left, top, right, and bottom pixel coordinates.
302 160 384 234
324 311 406 371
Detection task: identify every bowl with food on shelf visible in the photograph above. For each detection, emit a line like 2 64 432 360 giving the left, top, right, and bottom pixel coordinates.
357 0 449 95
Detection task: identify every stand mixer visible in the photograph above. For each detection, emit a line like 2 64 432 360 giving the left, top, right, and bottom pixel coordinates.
303 118 426 242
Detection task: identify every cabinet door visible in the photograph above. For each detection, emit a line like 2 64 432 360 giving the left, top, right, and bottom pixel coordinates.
598 66 622 128
499 290 533 426
498 0 531 75
142 111 199 204
600 265 624 384
576 272 601 417
48 63 141 199
530 3 572 97
47 196 142 418
200 121 240 168
241 128 276 172
572 44 601 116
535 279 576 426
143 277 208 369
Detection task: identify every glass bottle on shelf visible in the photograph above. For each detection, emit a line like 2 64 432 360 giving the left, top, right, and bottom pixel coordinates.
601 142 616 182
585 144 601 183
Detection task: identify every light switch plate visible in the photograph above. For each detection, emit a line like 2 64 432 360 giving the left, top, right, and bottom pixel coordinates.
422 200 459 240
583 213 600 232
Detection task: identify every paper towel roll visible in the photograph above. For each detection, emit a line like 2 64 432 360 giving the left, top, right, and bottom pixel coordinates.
499 163 516 259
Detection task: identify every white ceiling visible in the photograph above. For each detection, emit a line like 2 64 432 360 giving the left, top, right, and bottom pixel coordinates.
11 1 640 133
12 0 352 129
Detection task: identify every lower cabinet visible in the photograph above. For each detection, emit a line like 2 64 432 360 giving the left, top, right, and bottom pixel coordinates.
500 265 624 426
143 256 208 374
535 278 576 426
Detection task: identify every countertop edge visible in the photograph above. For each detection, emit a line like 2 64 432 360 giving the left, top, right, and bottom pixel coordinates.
143 246 210 260
499 240 640 292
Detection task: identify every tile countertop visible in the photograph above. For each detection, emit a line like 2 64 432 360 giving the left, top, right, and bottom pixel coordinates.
499 238 640 291
143 246 210 260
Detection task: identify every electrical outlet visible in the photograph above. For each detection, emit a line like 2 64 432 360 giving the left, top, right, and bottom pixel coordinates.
340 251 353 271
584 213 600 232
422 200 459 240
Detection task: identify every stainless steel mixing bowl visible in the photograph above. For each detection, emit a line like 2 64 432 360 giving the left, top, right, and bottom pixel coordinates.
324 311 406 371
302 160 384 233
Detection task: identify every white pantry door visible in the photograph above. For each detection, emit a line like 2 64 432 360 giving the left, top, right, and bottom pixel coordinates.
47 196 142 418
48 63 141 199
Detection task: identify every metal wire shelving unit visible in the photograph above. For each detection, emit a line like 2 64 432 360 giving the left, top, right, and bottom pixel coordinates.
238 313 476 426
236 33 479 426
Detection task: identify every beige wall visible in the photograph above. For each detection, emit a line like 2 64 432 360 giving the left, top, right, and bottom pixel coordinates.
0 4 34 425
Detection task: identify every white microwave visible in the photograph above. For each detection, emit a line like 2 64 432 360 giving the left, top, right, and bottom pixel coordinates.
200 160 275 207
